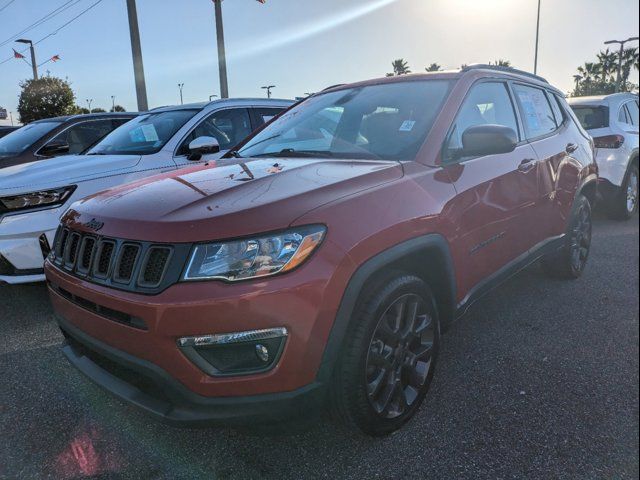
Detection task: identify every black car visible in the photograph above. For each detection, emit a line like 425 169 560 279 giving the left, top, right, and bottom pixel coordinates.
0 112 137 168
0 126 20 138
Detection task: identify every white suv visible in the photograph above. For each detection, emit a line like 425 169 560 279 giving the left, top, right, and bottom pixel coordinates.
0 98 292 284
569 93 639 219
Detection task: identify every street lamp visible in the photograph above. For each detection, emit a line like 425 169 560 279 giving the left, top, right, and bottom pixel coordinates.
178 83 185 105
86 99 93 113
15 39 38 79
209 94 218 101
261 85 276 98
533 0 541 74
111 95 116 112
604 36 639 92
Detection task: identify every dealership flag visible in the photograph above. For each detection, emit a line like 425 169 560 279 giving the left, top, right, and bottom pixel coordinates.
51 55 60 62
13 49 25 59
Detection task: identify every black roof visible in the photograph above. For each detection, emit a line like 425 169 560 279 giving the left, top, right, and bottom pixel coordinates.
32 111 139 124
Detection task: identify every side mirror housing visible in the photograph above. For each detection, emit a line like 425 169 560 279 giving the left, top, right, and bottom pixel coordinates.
459 124 518 158
40 140 70 157
188 136 220 160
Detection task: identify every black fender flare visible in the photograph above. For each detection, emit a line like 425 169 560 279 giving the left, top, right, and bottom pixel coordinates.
315 233 456 383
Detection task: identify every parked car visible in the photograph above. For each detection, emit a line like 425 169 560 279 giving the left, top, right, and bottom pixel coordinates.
0 126 20 139
0 98 292 285
0 112 138 168
44 66 597 436
568 93 639 219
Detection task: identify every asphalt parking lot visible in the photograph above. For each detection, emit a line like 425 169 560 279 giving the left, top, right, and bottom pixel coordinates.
1 212 638 480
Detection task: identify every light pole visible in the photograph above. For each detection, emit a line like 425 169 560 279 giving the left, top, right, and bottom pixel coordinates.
9 112 14 126
111 95 116 112
533 0 541 74
262 85 276 98
126 0 149 111
209 94 218 101
86 99 93 113
15 39 38 79
213 0 229 98
178 83 185 105
604 37 639 92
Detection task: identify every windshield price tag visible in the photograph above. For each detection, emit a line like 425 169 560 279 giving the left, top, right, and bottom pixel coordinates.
399 120 416 132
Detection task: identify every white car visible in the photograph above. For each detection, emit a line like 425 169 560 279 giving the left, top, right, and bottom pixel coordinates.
569 93 639 219
0 98 292 284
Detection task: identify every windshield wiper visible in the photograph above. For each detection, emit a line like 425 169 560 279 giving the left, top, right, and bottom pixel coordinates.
227 150 243 158
254 148 335 158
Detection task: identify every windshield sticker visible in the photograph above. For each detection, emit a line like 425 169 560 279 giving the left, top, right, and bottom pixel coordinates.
141 124 160 142
399 120 416 132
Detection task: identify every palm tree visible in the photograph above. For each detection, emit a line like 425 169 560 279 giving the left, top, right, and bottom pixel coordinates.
577 62 600 83
389 58 411 76
490 59 511 67
596 49 617 81
573 74 582 92
621 47 639 86
425 63 442 72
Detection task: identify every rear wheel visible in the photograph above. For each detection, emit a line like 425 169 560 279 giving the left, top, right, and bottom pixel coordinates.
330 274 439 436
541 194 592 279
608 163 638 220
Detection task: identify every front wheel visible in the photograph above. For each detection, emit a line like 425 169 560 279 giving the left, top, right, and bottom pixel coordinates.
330 274 440 436
541 194 592 279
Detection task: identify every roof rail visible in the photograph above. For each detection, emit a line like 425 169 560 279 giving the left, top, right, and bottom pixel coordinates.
461 64 548 84
322 84 346 92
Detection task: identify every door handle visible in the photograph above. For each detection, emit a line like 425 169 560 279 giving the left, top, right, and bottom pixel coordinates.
566 143 578 154
517 158 537 173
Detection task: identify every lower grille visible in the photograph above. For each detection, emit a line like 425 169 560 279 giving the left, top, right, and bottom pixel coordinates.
50 281 147 330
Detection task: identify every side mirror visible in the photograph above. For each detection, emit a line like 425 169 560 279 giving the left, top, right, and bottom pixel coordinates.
459 124 517 158
40 140 70 157
188 136 220 161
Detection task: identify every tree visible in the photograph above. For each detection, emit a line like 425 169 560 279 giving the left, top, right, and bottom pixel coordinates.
110 105 126 112
17 76 75 124
388 58 411 76
71 105 90 114
490 59 511 67
425 63 442 72
91 108 107 113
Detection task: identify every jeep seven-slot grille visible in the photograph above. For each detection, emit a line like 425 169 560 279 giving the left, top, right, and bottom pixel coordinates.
50 226 179 293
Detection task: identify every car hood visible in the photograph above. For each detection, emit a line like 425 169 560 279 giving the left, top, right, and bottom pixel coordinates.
0 154 142 194
65 157 403 243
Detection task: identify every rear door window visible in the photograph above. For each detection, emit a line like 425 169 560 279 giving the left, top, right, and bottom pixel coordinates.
625 101 639 126
547 93 565 127
512 83 557 138
251 107 285 128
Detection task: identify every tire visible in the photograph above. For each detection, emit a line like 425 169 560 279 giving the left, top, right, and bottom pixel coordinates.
541 194 592 279
608 163 639 220
330 273 440 436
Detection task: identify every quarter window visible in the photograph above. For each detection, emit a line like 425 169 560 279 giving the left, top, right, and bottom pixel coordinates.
512 84 557 138
618 105 631 124
548 93 565 127
446 82 518 155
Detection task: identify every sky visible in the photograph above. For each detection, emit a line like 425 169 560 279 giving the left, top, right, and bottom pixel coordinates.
0 0 638 125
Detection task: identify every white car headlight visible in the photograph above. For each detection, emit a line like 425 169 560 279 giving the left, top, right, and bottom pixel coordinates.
0 186 76 213
183 225 326 281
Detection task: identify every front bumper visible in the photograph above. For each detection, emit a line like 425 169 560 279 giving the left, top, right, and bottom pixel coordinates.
57 313 326 425
0 210 59 284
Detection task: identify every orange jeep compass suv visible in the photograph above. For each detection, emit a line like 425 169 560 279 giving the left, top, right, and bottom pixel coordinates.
46 66 597 435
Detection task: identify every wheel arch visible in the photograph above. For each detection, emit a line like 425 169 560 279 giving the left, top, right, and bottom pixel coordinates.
316 234 456 383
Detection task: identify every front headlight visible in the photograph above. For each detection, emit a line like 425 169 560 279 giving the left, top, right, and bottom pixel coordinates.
0 186 76 213
183 225 326 281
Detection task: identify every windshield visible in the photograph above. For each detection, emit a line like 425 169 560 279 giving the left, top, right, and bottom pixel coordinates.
88 109 198 155
570 105 609 130
0 121 60 157
238 80 453 161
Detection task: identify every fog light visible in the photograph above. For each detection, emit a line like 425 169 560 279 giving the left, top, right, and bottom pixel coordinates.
177 327 287 376
255 343 269 362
